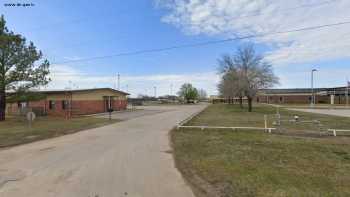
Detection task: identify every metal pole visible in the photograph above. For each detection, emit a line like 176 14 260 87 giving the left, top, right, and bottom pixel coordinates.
311 69 317 108
154 86 157 98
311 70 314 108
346 78 349 108
117 73 120 90
170 84 173 95
264 115 267 132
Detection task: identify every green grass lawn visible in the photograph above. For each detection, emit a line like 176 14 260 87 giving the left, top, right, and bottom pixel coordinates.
0 116 118 148
172 104 350 197
187 103 350 136
274 103 350 109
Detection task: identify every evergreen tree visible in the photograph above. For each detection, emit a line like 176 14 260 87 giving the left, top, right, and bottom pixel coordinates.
0 15 50 121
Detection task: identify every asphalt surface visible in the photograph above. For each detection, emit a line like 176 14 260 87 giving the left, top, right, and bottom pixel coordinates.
95 107 173 121
0 104 207 197
288 108 350 118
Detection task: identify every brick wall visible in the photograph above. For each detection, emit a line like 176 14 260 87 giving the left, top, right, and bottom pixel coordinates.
256 95 330 104
333 95 350 104
71 100 105 115
38 100 127 116
113 99 127 111
7 99 128 117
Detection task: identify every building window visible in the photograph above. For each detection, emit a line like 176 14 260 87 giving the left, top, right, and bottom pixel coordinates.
279 97 283 103
49 100 55 110
257 97 260 103
62 100 69 110
17 102 28 109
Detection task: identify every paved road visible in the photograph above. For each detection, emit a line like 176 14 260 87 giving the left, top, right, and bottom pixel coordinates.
94 107 174 121
0 104 207 197
288 108 350 118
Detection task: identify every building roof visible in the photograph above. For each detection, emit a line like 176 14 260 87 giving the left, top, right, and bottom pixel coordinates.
260 87 349 95
260 88 328 94
32 88 130 95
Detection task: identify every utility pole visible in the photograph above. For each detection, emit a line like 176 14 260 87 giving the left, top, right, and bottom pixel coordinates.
346 77 349 108
117 73 120 90
68 80 72 90
310 69 317 108
154 86 157 98
114 76 116 89
170 84 173 95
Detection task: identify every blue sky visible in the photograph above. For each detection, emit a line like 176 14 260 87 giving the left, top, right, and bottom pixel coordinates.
1 0 350 97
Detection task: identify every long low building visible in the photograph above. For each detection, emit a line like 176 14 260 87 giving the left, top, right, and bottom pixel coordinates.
210 87 350 105
256 87 349 104
6 88 129 117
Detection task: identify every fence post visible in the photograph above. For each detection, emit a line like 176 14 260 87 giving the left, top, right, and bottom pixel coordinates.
264 115 268 132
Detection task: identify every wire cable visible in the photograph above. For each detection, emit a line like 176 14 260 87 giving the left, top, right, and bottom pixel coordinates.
52 20 350 65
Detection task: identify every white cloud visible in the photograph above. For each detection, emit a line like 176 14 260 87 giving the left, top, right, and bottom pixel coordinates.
47 65 219 97
156 0 350 65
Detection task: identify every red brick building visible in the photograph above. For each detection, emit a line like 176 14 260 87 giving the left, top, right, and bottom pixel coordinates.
6 88 129 117
256 87 349 104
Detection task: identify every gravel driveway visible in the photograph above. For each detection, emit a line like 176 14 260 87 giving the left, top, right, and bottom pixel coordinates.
0 104 207 197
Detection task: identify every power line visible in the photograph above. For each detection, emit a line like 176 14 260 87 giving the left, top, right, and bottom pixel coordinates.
52 20 350 65
32 0 336 53
29 18 89 32
230 0 336 20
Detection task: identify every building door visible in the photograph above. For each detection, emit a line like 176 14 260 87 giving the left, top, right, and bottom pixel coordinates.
104 96 114 112
104 97 110 112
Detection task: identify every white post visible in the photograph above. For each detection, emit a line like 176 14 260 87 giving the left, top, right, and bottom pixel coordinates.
346 79 349 108
310 69 317 108
311 70 314 108
331 94 335 105
264 115 268 132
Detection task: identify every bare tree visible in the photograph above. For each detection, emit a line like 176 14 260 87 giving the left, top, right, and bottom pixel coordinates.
217 55 244 107
235 44 279 111
218 44 279 112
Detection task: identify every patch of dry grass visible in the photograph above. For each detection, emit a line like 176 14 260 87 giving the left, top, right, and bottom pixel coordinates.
0 116 118 147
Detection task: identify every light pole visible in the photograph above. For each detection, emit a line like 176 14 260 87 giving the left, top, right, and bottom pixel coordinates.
311 69 317 108
117 73 120 90
346 78 349 108
170 84 173 96
154 86 157 98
